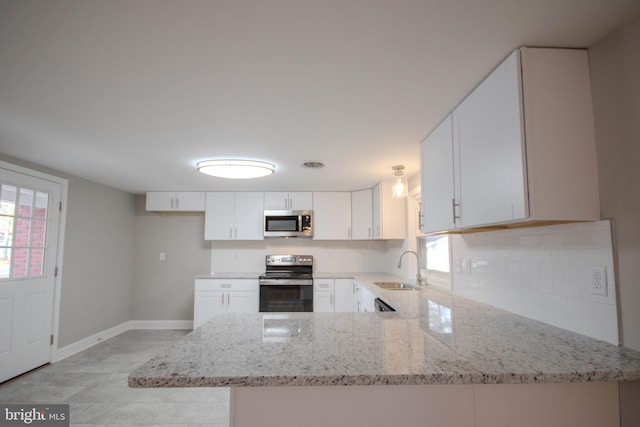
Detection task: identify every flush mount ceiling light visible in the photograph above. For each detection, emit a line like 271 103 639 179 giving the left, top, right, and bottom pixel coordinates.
391 165 408 198
197 159 275 179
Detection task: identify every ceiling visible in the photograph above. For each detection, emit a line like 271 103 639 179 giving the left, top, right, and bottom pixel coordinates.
1 0 639 194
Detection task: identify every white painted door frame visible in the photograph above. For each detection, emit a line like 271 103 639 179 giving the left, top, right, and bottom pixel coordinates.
0 160 68 372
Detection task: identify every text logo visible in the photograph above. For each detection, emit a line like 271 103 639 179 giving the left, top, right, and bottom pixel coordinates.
1 405 69 427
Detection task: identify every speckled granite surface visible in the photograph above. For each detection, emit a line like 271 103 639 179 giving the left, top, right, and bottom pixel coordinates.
130 274 640 388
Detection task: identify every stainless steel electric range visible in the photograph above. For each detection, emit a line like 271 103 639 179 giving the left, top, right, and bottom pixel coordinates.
258 255 313 312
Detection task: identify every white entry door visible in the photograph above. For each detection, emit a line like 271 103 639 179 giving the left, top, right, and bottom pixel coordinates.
0 166 62 383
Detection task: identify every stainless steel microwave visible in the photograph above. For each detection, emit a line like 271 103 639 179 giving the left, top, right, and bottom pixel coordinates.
264 210 313 238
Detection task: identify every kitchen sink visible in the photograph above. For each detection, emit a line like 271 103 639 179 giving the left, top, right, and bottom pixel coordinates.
373 281 420 291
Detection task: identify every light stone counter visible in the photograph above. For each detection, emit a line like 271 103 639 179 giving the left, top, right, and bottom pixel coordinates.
130 273 640 388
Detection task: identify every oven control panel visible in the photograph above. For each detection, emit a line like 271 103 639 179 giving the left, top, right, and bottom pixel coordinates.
265 255 313 266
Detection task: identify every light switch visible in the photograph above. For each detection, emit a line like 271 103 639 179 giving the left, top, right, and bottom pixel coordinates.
159 252 166 261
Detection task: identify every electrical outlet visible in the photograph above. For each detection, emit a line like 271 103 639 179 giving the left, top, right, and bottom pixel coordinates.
589 267 607 296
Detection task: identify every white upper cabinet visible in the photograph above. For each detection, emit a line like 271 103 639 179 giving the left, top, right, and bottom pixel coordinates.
264 192 312 211
145 192 205 212
313 192 352 240
420 47 600 233
453 50 526 227
351 189 373 240
420 115 456 233
372 182 406 239
204 192 264 240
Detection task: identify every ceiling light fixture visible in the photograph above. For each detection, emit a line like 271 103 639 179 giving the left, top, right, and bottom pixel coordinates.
197 159 275 179
391 165 408 198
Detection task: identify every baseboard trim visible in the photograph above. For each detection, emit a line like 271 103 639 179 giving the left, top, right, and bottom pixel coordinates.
129 320 193 330
54 321 131 362
53 319 193 362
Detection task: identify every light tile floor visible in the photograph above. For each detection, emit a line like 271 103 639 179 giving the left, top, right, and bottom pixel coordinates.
0 330 231 426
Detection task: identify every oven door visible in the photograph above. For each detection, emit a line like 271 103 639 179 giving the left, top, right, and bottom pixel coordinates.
259 283 313 312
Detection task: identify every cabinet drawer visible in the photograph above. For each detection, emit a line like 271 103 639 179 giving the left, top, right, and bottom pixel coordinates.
195 278 258 291
313 279 334 291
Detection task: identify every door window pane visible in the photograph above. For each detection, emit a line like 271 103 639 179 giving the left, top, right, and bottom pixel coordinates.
0 182 50 280
13 247 28 278
18 188 34 218
1 185 16 216
34 192 48 219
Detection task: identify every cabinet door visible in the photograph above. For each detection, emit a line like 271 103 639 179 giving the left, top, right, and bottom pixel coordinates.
361 286 376 312
454 51 527 228
204 192 235 240
373 182 406 239
227 290 259 313
313 291 334 312
234 192 265 240
352 281 362 312
351 189 373 240
145 192 176 211
194 290 226 328
334 279 354 312
264 192 289 210
313 192 352 240
288 192 313 210
421 115 457 233
174 192 205 211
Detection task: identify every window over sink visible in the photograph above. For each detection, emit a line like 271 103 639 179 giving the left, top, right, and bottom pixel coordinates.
418 235 451 290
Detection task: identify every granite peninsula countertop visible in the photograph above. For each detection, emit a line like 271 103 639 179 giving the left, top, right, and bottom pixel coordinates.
130 273 640 388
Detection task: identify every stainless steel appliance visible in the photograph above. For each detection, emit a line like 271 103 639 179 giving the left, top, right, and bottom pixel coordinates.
259 255 313 312
264 210 313 238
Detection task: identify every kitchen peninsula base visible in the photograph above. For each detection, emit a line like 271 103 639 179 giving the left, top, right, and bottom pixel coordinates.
231 382 619 427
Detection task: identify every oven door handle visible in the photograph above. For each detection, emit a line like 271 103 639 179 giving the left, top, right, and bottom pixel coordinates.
259 279 313 286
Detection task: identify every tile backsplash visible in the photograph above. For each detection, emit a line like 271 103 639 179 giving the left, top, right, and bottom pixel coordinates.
450 220 619 344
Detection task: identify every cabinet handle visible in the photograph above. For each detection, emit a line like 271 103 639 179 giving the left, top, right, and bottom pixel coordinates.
221 293 225 306
170 198 174 209
235 228 238 239
284 197 289 209
368 227 372 238
175 198 179 209
221 283 232 289
418 208 424 229
330 294 334 305
452 198 461 224
227 293 230 305
229 228 233 239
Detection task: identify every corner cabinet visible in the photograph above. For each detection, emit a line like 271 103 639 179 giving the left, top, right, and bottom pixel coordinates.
194 279 259 328
145 192 205 212
204 192 264 240
420 47 600 234
372 182 406 239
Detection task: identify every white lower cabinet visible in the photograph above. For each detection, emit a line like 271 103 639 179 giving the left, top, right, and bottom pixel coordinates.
194 279 259 328
314 278 357 312
334 279 354 312
361 285 376 312
313 279 335 312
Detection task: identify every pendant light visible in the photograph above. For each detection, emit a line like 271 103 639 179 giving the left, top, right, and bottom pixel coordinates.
197 159 275 179
391 165 408 198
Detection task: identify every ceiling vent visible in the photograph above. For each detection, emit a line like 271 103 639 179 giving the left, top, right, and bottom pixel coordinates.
300 161 326 170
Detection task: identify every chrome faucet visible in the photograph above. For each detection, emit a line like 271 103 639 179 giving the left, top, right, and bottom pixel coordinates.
396 250 426 287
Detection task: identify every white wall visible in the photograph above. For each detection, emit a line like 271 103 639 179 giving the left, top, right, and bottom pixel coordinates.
450 221 618 344
589 14 640 351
